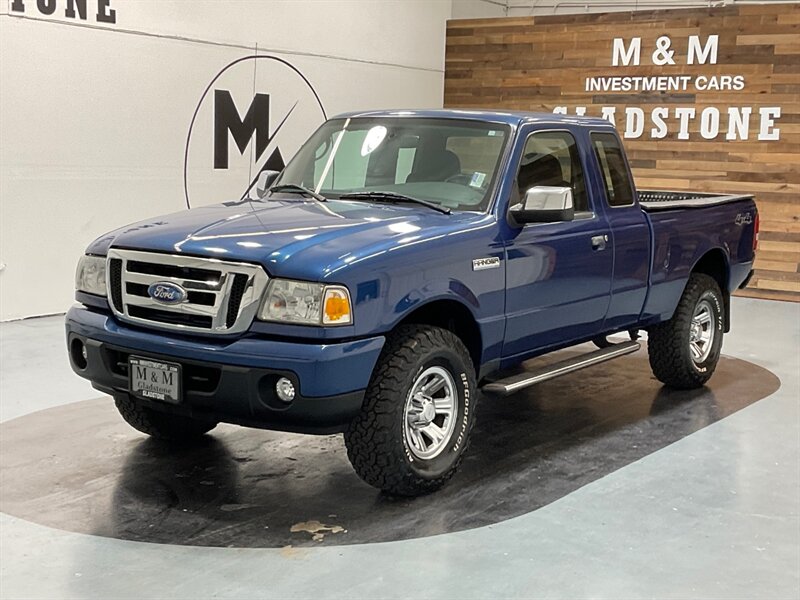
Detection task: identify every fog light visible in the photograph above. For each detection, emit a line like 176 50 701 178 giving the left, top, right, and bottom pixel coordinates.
70 338 88 370
275 377 296 403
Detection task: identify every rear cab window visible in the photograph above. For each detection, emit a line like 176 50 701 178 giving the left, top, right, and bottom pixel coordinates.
591 132 636 207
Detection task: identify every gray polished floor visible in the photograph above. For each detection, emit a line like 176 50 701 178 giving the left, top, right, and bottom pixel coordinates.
1 297 798 599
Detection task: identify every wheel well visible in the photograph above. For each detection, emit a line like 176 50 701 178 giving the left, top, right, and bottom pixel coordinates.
692 249 731 332
396 300 482 370
693 249 728 291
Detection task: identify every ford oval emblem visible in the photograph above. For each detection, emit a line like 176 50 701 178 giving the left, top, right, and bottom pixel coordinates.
147 282 188 305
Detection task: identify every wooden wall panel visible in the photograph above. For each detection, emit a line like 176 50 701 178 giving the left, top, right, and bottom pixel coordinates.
445 4 800 301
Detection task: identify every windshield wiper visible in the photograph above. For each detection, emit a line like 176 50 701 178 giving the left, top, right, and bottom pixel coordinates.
269 184 327 203
338 191 451 215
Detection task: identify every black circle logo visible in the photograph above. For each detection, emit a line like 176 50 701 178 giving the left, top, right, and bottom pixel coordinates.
183 55 326 208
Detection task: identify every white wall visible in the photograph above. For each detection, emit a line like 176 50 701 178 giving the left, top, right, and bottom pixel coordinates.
0 0 451 320
451 0 507 19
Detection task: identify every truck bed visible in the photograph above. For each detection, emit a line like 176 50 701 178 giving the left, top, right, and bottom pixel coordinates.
640 191 757 327
639 190 754 212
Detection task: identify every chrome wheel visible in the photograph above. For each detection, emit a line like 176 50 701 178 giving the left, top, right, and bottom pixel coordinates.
403 366 457 460
689 299 715 364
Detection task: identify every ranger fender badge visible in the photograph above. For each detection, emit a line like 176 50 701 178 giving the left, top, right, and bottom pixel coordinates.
735 213 753 226
472 257 500 271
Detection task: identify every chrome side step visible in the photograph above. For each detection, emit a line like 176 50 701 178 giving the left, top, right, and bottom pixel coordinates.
482 341 641 396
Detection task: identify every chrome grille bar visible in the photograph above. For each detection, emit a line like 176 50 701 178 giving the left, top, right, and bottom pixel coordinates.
106 249 269 335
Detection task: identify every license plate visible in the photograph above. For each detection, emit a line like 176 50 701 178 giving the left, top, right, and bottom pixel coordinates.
129 356 181 404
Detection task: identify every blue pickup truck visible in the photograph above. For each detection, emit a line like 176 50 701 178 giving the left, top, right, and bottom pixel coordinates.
67 110 758 495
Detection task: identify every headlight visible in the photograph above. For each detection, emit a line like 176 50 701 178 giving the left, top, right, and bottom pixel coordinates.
258 279 352 326
75 255 107 296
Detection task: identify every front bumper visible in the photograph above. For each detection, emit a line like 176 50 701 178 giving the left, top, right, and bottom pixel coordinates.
66 305 385 434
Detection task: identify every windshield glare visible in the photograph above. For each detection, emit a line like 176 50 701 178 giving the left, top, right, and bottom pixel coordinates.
274 117 510 212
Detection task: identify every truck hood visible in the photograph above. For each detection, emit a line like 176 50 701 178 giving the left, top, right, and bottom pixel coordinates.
88 198 489 281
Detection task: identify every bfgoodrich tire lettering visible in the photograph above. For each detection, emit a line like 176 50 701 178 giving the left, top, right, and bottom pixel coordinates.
344 325 477 496
647 273 725 389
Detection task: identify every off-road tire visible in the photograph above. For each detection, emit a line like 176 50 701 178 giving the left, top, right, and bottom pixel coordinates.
648 273 724 389
114 395 217 441
344 325 477 496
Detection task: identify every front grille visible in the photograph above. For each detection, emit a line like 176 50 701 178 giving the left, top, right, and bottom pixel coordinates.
126 282 216 306
109 259 123 312
127 260 221 283
106 249 269 335
128 305 214 328
226 274 249 328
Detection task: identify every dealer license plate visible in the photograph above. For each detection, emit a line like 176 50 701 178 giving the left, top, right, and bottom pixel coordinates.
129 356 181 404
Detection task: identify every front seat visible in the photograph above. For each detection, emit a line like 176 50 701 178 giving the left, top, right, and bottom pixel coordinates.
406 150 461 183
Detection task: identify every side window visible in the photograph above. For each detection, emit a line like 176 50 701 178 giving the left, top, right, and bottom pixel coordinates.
515 131 588 213
591 132 635 207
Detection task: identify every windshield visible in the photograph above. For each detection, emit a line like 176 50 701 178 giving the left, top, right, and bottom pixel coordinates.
274 117 510 212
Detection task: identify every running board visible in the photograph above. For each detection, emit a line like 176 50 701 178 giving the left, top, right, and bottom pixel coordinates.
482 341 641 396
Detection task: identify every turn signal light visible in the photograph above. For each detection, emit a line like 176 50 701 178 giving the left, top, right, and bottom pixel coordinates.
323 287 352 325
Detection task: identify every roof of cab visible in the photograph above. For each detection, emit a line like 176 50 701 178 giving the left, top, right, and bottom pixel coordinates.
331 108 612 129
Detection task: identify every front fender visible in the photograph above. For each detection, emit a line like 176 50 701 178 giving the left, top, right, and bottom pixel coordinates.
379 276 504 372
390 279 481 324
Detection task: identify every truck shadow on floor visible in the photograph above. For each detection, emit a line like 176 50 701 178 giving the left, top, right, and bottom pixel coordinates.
0 349 780 548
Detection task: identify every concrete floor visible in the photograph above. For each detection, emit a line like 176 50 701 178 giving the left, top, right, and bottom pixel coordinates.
1 297 798 599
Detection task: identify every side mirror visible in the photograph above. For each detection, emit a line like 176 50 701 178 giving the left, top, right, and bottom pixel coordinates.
255 170 281 199
510 186 575 224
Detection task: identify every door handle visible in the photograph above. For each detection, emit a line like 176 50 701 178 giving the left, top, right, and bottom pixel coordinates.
591 234 609 251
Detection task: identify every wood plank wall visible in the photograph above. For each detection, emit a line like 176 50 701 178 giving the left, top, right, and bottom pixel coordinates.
445 4 799 301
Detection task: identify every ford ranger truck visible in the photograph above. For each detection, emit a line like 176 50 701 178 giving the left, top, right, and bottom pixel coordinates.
67 110 758 496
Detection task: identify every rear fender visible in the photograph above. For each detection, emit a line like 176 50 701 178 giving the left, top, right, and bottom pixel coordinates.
690 249 731 332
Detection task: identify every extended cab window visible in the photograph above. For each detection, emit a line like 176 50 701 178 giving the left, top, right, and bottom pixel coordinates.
514 131 589 213
591 132 635 207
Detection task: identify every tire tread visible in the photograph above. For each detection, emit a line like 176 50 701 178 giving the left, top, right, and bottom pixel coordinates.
648 273 723 389
114 395 217 441
344 325 476 496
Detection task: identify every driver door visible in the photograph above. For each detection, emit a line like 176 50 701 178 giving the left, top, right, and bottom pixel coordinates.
502 128 613 360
